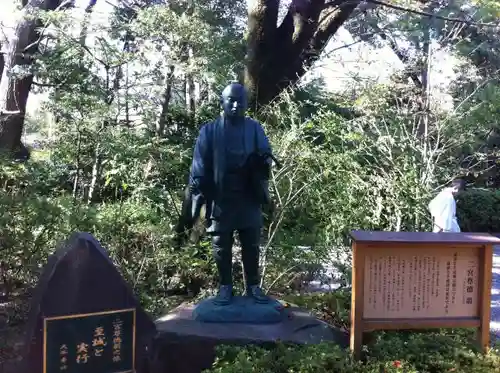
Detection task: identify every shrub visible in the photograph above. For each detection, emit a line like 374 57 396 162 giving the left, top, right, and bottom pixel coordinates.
207 293 500 373
457 188 500 232
208 330 500 373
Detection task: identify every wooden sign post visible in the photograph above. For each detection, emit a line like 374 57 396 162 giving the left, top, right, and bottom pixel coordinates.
350 231 500 359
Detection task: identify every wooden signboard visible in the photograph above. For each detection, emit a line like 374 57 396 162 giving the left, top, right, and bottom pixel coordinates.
43 308 136 373
349 231 500 359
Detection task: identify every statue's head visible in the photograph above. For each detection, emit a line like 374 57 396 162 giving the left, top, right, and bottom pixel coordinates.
220 83 248 118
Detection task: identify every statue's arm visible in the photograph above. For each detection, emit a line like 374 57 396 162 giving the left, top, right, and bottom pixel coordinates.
189 124 210 197
256 122 272 161
255 122 274 206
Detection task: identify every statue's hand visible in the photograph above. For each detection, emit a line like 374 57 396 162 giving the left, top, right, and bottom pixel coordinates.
191 193 206 221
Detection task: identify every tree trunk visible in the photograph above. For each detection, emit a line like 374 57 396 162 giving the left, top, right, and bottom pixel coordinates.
416 5 437 140
368 21 422 89
87 143 102 204
186 73 195 116
157 65 175 137
0 43 4 84
0 0 64 154
418 19 432 142
198 79 208 105
80 0 98 46
124 62 130 126
72 130 82 199
245 0 360 109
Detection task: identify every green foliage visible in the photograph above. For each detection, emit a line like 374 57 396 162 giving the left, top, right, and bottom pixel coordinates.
457 188 500 232
0 158 215 315
133 0 246 82
284 292 351 328
257 82 468 291
207 293 500 373
208 336 500 373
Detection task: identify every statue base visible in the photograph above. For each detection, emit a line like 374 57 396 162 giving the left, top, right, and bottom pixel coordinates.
149 300 348 373
192 295 285 324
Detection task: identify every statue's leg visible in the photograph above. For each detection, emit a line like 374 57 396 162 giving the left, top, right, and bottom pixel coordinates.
238 228 269 303
211 231 234 305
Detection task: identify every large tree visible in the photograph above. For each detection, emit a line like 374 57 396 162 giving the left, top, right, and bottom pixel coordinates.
244 0 499 109
0 0 66 155
245 0 360 108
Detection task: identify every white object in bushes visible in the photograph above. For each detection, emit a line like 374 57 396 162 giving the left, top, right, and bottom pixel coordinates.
428 188 460 232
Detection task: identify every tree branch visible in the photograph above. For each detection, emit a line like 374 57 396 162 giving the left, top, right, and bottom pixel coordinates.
367 0 499 28
85 0 97 12
245 0 280 104
368 20 422 88
245 0 361 108
20 0 75 54
278 0 326 50
310 0 360 66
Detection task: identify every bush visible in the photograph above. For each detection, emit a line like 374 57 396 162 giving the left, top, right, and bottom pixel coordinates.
0 158 217 316
208 336 500 373
457 188 500 232
207 293 500 373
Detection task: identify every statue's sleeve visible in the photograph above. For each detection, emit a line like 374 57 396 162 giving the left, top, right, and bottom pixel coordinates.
189 124 210 196
256 122 272 163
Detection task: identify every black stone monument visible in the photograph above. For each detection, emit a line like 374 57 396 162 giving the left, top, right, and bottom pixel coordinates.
21 232 156 373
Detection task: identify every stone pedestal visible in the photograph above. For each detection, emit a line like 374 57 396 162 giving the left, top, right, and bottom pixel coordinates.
148 299 348 373
192 295 285 323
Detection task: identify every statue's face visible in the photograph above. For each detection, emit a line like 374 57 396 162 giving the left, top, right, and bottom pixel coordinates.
221 84 248 118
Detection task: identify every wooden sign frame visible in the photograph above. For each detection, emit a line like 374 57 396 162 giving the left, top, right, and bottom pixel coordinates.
349 231 500 359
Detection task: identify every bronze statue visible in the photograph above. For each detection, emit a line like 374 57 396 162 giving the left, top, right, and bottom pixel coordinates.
188 83 275 305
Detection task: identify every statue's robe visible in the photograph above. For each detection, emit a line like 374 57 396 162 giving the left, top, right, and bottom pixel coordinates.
189 116 272 233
